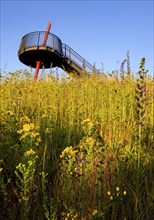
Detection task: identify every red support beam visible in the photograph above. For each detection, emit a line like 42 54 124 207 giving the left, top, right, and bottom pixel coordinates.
33 21 51 81
42 21 51 45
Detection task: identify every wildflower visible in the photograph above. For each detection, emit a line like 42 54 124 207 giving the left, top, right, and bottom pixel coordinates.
139 91 143 97
29 123 35 130
107 191 111 196
123 191 127 195
116 187 120 192
139 121 144 126
45 128 50 134
7 111 14 116
92 209 98 216
0 168 3 173
60 146 78 158
81 118 91 124
110 196 113 200
137 83 142 89
23 124 31 132
76 167 80 174
31 132 39 138
25 149 36 156
77 157 82 162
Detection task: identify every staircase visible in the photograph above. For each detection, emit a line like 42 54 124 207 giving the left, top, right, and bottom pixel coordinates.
61 44 95 75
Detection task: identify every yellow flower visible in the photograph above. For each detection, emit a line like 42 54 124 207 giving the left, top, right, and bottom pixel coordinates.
29 123 35 130
25 149 36 156
0 168 3 173
20 132 29 140
107 191 111 196
17 129 23 134
7 111 14 116
45 128 50 134
92 209 98 216
81 118 91 124
123 191 127 195
110 196 113 200
116 187 120 192
60 146 78 158
31 132 39 138
85 137 95 145
23 124 31 132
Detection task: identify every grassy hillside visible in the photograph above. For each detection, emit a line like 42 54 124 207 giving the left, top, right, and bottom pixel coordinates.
0 61 154 219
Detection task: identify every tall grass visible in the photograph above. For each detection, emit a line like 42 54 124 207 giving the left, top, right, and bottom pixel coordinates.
0 62 154 219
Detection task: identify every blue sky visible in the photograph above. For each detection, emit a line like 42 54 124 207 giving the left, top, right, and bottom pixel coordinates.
0 0 154 76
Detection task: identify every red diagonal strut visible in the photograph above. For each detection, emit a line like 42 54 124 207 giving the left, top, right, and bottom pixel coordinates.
33 21 51 80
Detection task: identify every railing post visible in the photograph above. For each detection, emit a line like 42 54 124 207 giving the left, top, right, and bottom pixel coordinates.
52 34 54 49
82 63 86 75
37 32 40 46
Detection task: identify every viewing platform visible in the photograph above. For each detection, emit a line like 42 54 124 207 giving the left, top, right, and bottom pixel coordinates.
18 31 96 75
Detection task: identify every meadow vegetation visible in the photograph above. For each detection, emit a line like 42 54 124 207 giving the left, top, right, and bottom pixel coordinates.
0 58 154 219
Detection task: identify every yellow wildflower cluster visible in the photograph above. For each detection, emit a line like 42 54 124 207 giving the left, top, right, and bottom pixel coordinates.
92 209 98 216
18 123 36 134
81 118 94 132
17 120 41 146
81 118 93 125
85 137 95 146
60 146 78 159
24 149 36 156
82 118 94 133
107 187 127 201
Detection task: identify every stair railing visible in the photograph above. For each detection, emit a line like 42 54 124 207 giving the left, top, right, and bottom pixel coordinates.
62 44 94 73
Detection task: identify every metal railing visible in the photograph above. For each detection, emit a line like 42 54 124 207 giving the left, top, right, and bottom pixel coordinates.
18 31 63 56
62 44 94 73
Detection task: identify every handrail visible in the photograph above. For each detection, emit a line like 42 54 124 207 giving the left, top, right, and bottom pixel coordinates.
18 31 63 56
62 44 94 73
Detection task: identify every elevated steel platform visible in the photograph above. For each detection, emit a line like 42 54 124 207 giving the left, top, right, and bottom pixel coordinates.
18 31 96 75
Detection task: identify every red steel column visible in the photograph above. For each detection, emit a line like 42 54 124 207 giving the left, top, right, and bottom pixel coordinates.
33 21 51 80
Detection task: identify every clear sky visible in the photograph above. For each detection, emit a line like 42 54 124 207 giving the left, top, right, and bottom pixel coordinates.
0 0 154 76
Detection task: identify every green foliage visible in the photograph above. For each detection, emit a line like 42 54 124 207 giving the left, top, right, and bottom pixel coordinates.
15 154 38 220
0 66 153 219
